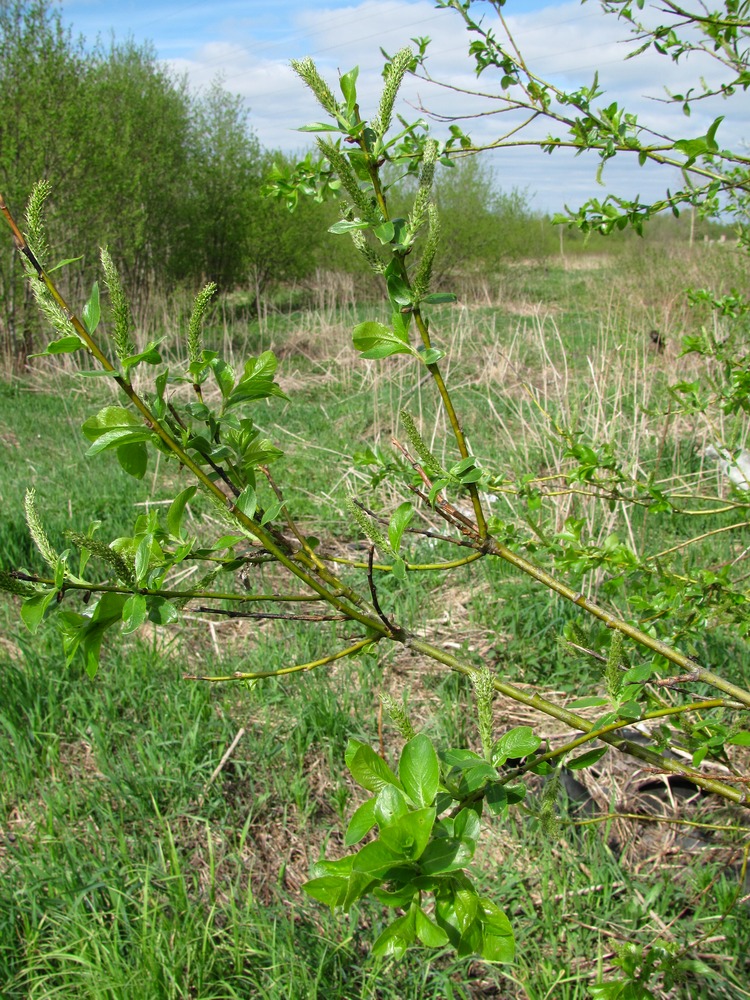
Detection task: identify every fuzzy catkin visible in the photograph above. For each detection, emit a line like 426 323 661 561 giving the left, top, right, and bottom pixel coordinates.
381 692 417 741
188 282 217 365
399 410 444 477
101 248 135 362
372 48 413 137
345 495 388 551
65 530 135 586
24 489 57 571
471 665 495 760
291 57 340 119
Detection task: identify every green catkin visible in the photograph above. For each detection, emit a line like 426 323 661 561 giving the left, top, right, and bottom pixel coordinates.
291 57 340 119
24 489 57 571
605 630 624 701
100 247 135 362
471 665 495 760
399 410 444 477
0 571 37 597
380 692 417 741
316 139 376 222
188 282 217 366
64 531 135 586
350 227 387 274
408 139 439 238
539 770 561 840
345 495 388 551
412 204 441 302
24 179 51 267
372 47 413 137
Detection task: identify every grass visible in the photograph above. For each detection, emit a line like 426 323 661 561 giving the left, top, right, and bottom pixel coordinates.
2 243 750 998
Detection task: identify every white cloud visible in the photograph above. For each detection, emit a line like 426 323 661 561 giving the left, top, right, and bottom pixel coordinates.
163 0 748 214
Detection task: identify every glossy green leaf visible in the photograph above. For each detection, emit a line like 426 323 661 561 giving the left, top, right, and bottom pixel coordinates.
379 807 435 860
477 896 515 962
302 875 349 908
235 485 257 520
82 281 101 334
567 746 608 770
728 731 750 746
116 441 148 479
415 906 449 947
167 486 198 539
351 839 402 876
388 501 414 554
345 739 402 793
372 911 416 959
147 597 179 626
20 590 57 634
399 734 440 807
493 726 542 764
339 65 359 111
345 798 377 847
28 335 84 357
121 593 148 635
374 784 409 828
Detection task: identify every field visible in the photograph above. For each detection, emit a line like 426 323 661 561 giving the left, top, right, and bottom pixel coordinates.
1 245 749 998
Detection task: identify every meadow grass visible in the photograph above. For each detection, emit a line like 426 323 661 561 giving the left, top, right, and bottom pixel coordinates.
1 244 749 998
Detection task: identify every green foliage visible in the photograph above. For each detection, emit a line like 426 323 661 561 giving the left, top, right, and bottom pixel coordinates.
305 732 515 963
2 2 750 982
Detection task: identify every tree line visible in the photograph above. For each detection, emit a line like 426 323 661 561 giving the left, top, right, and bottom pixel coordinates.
0 0 723 368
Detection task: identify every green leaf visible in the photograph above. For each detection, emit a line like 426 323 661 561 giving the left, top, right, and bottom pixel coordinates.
399 734 440 807
47 255 83 273
345 797 377 846
728 731 750 746
210 357 235 397
388 501 414 554
147 597 179 626
372 911 417 959
567 696 610 709
477 896 514 963
420 836 473 875
82 281 101 335
116 441 148 479
122 341 162 372
302 875 349 908
373 221 395 244
20 590 57 634
351 839 402 875
339 65 359 111
86 427 153 457
82 406 140 441
391 556 407 582
420 292 457 305
374 784 409 828
28 335 84 357
226 352 289 408
493 726 542 764
167 486 198 539
379 807 436 860
420 348 445 365
235 485 257 520
345 739 402 793
386 272 413 307
415 906 449 947
121 593 148 635
352 321 412 360
328 219 371 235
260 499 286 526
567 746 607 770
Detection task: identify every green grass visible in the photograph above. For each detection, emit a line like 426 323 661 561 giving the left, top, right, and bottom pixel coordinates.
2 251 750 998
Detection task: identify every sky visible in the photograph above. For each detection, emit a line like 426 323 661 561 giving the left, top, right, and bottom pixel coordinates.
57 0 748 216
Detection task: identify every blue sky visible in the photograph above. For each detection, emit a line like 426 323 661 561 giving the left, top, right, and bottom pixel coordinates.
57 1 748 215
